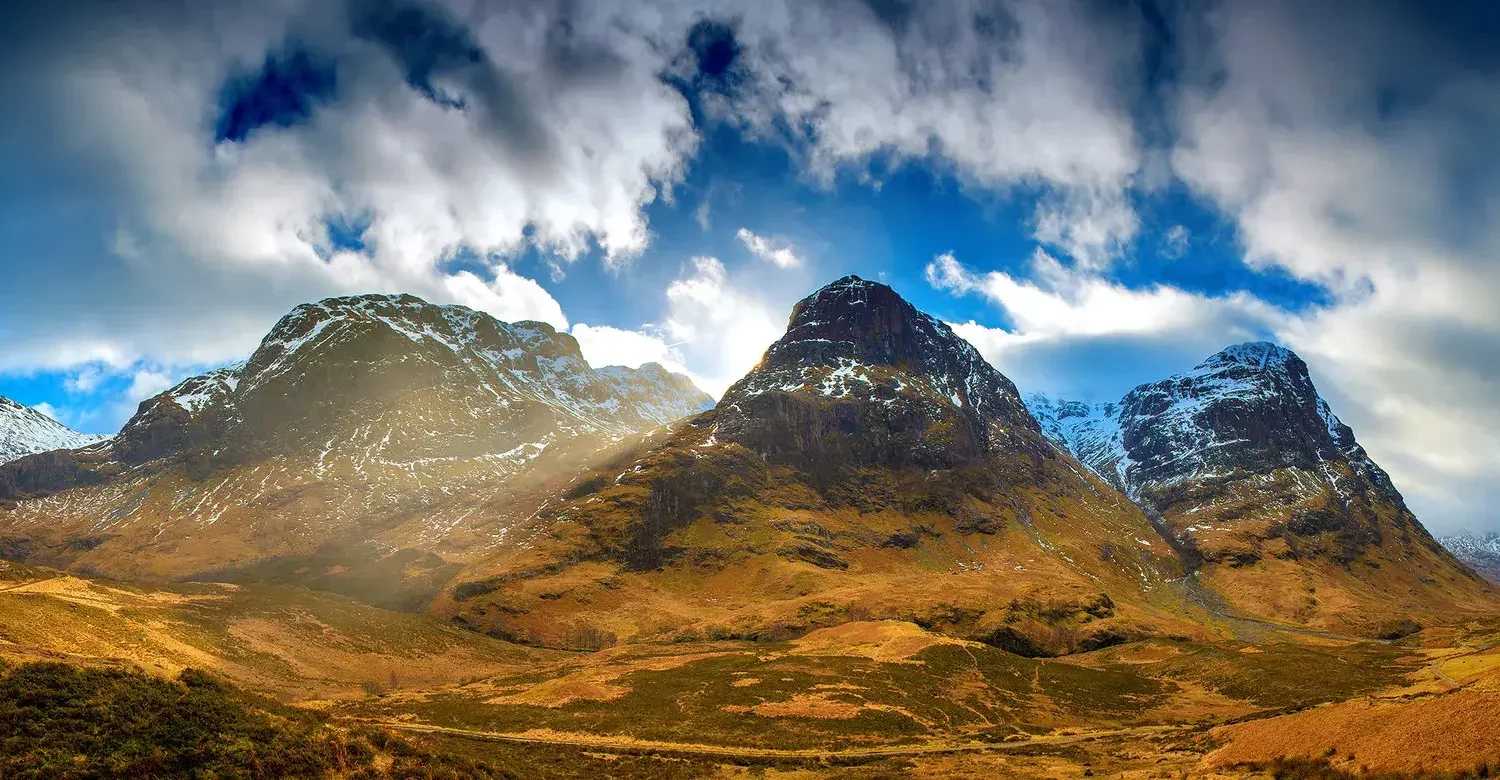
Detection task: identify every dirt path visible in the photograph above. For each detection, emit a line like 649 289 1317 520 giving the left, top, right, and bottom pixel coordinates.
362 720 1196 762
0 576 59 593
1424 636 1500 692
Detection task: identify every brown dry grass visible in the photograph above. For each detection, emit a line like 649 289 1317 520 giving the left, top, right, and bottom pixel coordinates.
1204 690 1500 772
750 693 864 719
0 570 542 701
788 620 975 662
485 670 632 708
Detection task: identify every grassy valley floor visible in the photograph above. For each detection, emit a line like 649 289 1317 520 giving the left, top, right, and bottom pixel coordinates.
2 559 1499 777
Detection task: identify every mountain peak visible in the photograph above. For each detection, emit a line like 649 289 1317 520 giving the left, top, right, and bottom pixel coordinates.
1028 339 1403 508
766 275 962 374
0 396 106 464
1197 341 1302 373
714 276 1042 469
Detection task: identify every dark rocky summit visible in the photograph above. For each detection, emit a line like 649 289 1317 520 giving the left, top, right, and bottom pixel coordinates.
713 275 1047 470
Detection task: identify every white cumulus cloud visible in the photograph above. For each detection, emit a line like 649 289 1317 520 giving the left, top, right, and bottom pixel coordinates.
736 227 802 269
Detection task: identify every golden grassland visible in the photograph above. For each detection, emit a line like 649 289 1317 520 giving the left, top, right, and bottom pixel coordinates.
4 552 1500 777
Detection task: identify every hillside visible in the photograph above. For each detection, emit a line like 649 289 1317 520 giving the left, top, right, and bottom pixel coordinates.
0 396 104 465
0 294 709 598
0 660 513 778
443 276 1200 655
1027 343 1498 636
0 559 545 701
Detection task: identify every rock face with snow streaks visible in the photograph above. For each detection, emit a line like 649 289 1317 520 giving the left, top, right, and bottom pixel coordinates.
0 294 709 594
1030 343 1397 504
1028 342 1496 634
1440 532 1500 584
712 276 1045 470
445 276 1189 652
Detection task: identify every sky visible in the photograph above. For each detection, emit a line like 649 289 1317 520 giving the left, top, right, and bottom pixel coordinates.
1 0 1498 534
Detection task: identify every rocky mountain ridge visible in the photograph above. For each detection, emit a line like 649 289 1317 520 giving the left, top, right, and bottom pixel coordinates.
0 397 105 464
1026 342 1396 502
0 279 1494 645
444 276 1193 653
0 294 710 598
1027 342 1495 633
713 275 1047 469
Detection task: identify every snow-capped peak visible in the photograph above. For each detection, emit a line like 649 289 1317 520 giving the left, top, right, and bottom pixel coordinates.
153 292 712 453
1439 530 1500 583
0 396 107 464
1026 341 1394 503
1199 341 1299 372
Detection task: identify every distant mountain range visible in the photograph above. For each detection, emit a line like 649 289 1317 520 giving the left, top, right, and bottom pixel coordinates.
0 278 1494 645
0 397 104 464
1439 531 1500 583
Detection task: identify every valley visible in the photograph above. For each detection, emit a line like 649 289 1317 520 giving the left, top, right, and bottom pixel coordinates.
1 278 1498 777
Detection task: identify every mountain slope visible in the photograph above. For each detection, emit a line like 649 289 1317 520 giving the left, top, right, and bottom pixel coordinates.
1441 532 1500 583
0 294 710 595
1028 343 1498 635
445 276 1197 654
0 397 104 464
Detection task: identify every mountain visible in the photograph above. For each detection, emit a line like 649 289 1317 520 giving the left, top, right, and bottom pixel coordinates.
0 294 709 602
445 276 1197 654
1440 532 1500 583
0 397 104 464
1028 342 1497 635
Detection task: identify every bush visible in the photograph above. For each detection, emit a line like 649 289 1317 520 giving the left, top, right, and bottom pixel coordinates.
0 661 510 779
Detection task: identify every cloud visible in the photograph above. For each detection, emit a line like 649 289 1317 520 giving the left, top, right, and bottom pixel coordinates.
0 0 1152 375
439 269 568 330
1164 0 1500 532
0 0 692 375
926 251 1282 398
930 251 1278 340
31 402 65 425
1162 225 1190 260
573 256 783 398
63 366 106 395
735 227 802 268
716 0 1146 267
571 324 685 373
4 0 1500 536
124 368 174 404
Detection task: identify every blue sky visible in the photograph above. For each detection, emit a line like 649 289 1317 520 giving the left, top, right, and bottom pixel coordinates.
2 0 1499 534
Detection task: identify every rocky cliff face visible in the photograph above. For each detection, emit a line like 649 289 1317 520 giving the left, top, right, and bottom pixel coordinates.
713 276 1046 470
1028 343 1398 504
446 277 1190 653
1028 343 1496 634
0 397 105 465
0 294 710 595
